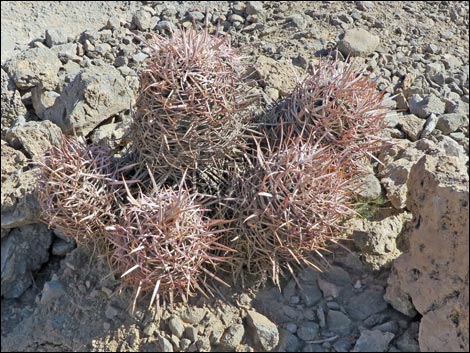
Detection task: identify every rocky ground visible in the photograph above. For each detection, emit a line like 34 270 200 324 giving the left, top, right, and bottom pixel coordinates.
1 1 469 352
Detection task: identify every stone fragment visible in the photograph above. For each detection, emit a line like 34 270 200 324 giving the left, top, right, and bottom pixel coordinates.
409 94 446 118
1 223 53 298
133 10 153 30
436 113 468 134
43 64 134 136
249 55 297 96
326 310 352 336
1 69 27 136
168 316 185 338
398 114 426 141
346 287 388 320
5 120 62 161
220 324 244 350
352 330 394 352
180 307 207 325
51 238 75 256
40 278 66 305
45 28 68 47
354 174 382 200
420 113 439 138
3 47 62 90
337 28 380 57
246 310 279 351
296 322 319 341
385 154 469 351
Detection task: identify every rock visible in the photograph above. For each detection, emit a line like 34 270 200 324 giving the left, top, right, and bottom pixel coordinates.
288 14 306 29
185 326 198 342
354 173 382 199
3 47 62 90
132 52 148 63
105 304 118 320
1 69 27 136
1 144 40 229
277 328 301 352
436 113 468 134
187 11 205 22
246 310 279 351
296 322 320 341
352 330 395 352
326 310 352 335
394 322 420 352
385 153 469 351
180 307 207 325
43 64 134 136
346 287 388 320
352 212 411 270
409 94 446 119
206 315 225 345
51 238 75 256
337 28 380 57
246 1 264 16
94 43 112 56
249 55 298 96
420 113 439 138
333 337 356 352
133 10 153 30
157 333 174 352
299 284 322 307
106 16 122 30
45 28 68 47
40 278 66 305
437 136 468 165
5 120 62 161
373 320 400 335
398 114 426 141
31 85 60 119
220 324 244 350
229 14 245 24
168 316 185 338
317 278 341 298
1 223 53 298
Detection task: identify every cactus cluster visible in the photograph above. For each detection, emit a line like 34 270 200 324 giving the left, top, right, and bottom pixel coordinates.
37 27 389 304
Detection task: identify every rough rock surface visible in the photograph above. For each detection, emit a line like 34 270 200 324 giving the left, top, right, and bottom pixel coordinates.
1 69 27 136
1 223 53 298
5 120 62 161
337 28 380 57
385 153 469 351
246 310 279 351
3 47 62 90
43 65 134 136
1 142 40 229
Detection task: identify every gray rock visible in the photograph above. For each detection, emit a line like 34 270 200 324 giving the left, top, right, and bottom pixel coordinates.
229 14 245 24
133 10 153 30
398 114 426 141
5 120 62 161
94 43 112 56
317 278 341 298
285 323 297 334
436 113 468 134
105 304 119 320
246 310 279 351
352 329 394 352
289 14 306 29
373 320 400 334
277 328 301 352
157 333 174 352
437 135 468 164
51 238 75 256
420 113 439 138
31 85 60 119
351 212 411 271
355 174 382 200
40 278 66 305
316 307 326 328
1 144 40 229
185 326 198 342
246 1 264 16
45 28 68 48
179 338 191 350
168 316 185 338
106 16 122 30
180 307 207 325
132 52 148 63
297 322 320 341
337 28 380 57
383 272 418 317
220 324 244 350
409 94 446 119
1 69 27 136
114 56 128 67
346 288 388 320
333 337 356 352
326 310 352 335
1 223 53 298
299 284 323 307
3 47 62 90
143 322 159 336
43 64 134 136
394 322 420 352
